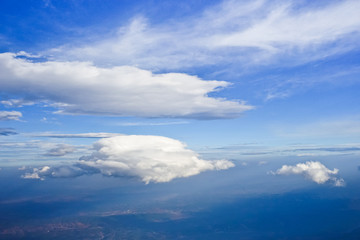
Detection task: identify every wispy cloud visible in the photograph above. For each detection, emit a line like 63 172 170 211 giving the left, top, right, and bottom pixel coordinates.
1 99 35 107
273 116 360 138
198 142 360 158
0 111 22 121
49 0 360 70
116 121 189 126
0 140 88 165
263 66 360 101
33 132 124 138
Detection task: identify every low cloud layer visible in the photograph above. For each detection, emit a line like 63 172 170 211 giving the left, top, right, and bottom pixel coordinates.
44 144 75 156
273 161 345 186
0 128 17 136
22 165 88 180
0 111 22 121
0 53 252 119
23 135 235 183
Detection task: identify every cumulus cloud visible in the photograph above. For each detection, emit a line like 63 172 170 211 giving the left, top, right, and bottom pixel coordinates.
44 144 75 156
0 53 252 119
0 111 22 121
0 128 17 136
79 135 235 183
50 0 360 69
273 161 345 186
23 135 235 183
22 166 51 180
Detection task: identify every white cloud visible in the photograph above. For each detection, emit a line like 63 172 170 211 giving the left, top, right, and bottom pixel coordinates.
0 53 252 119
78 135 234 183
209 1 360 49
49 0 360 69
44 144 75 156
0 111 22 121
76 135 234 183
21 135 235 183
273 161 345 186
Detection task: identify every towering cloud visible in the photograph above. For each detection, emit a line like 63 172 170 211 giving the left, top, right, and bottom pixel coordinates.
22 135 235 183
79 135 235 183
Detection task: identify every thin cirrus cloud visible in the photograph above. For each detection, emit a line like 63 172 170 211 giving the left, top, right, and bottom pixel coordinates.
272 161 345 187
50 0 360 70
0 53 252 119
1 99 34 107
23 135 235 183
273 116 360 138
0 111 22 121
33 132 124 138
116 121 189 126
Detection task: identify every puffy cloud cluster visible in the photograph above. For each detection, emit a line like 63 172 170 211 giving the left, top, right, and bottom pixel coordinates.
22 166 51 180
23 135 235 183
273 161 345 186
21 165 88 180
0 111 22 121
0 53 252 119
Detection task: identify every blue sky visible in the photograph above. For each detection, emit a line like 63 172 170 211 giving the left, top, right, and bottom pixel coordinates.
0 0 360 184
2 1 360 238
